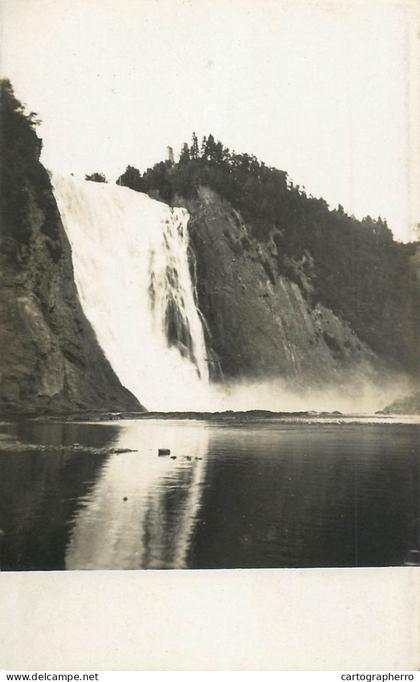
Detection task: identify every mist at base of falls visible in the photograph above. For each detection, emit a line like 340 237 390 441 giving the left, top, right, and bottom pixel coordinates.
52 176 407 415
202 373 411 415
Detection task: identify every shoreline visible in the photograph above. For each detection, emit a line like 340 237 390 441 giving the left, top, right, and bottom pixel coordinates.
0 409 418 423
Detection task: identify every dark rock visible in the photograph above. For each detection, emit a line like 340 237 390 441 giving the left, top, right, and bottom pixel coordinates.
175 187 385 387
158 448 170 456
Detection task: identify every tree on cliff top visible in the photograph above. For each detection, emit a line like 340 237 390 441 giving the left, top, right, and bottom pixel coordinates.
117 165 142 191
0 79 46 250
85 172 107 183
0 79 42 174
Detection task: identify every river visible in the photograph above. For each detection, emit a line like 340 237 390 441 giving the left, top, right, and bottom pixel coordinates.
0 416 418 570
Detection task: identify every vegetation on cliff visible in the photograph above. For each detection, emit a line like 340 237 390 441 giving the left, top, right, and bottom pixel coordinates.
85 172 108 183
117 134 417 371
0 79 63 264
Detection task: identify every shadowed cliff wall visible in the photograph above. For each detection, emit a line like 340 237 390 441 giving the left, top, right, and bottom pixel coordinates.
0 81 142 414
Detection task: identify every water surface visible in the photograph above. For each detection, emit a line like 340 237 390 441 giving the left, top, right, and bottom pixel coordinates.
0 417 418 570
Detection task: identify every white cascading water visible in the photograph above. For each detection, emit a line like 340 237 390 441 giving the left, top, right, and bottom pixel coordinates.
52 175 210 411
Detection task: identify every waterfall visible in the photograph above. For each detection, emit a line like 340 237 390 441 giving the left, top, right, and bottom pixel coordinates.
52 175 209 411
51 175 392 414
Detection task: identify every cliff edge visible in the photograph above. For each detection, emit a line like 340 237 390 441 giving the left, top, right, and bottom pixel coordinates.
0 80 142 414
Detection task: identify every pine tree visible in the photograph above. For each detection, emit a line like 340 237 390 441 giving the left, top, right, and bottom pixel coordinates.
179 142 190 164
214 141 224 164
204 134 216 161
191 132 199 160
200 136 207 158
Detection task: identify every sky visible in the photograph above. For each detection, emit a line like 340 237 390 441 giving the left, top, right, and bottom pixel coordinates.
1 0 419 241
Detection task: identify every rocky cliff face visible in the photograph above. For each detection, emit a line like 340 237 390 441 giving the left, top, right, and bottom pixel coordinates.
0 163 142 415
178 186 389 388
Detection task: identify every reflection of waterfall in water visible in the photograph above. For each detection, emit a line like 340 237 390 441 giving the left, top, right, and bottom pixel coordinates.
53 175 209 411
65 421 209 569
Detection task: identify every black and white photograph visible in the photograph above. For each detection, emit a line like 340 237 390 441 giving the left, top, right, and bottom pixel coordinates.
0 0 419 671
